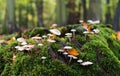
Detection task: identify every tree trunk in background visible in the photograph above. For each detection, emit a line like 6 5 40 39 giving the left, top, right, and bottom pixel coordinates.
105 0 112 24
67 0 80 24
6 0 17 33
56 0 67 25
113 0 120 31
36 0 43 27
87 0 102 21
82 0 87 22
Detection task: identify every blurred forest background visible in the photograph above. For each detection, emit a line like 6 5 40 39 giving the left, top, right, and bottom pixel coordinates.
0 0 119 34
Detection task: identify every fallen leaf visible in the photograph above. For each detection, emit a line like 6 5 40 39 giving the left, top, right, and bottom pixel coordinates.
68 49 79 56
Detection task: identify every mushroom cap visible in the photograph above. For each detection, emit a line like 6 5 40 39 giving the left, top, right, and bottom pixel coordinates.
17 38 25 43
21 41 27 45
63 52 68 55
23 44 34 50
71 29 76 32
81 61 93 66
17 46 24 51
49 29 61 35
52 24 57 27
83 31 90 34
64 46 72 49
42 35 47 38
68 55 73 58
65 33 72 36
79 20 83 23
77 59 83 63
38 43 43 46
31 37 42 40
47 39 56 43
58 49 64 52
41 56 46 59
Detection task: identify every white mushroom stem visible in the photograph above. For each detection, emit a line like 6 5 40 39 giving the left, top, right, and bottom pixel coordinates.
68 55 73 64
71 29 76 39
41 56 46 66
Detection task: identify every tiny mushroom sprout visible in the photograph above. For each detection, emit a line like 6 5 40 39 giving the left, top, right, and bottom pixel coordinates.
49 29 61 39
41 56 46 60
77 59 83 63
38 43 44 46
81 61 93 66
71 29 76 39
79 20 84 23
65 33 72 42
17 37 26 43
41 56 46 66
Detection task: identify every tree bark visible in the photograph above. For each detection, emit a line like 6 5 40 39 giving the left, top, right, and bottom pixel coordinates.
35 0 43 27
105 0 112 24
67 0 80 24
6 0 17 33
56 0 67 25
87 0 102 21
113 0 120 31
82 0 87 22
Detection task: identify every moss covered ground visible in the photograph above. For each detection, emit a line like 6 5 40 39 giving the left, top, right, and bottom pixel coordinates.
0 24 120 76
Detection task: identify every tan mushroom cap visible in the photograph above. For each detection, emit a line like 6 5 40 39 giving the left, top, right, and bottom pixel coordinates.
50 29 61 35
64 46 72 49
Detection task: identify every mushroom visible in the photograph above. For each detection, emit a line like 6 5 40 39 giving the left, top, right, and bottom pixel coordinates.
58 49 64 54
15 46 24 51
41 56 46 60
41 56 46 66
21 41 27 45
42 35 47 40
47 33 53 39
50 24 57 29
68 55 73 64
77 59 83 63
81 61 93 66
38 43 44 46
71 29 76 39
23 44 34 54
79 20 84 23
93 29 100 34
64 46 72 52
87 20 100 24
31 37 42 42
47 39 56 43
17 38 26 43
63 52 68 58
49 29 61 39
65 33 72 42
